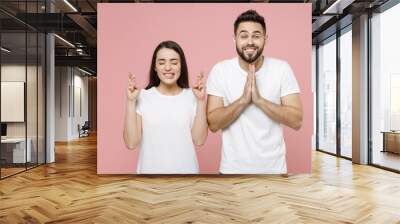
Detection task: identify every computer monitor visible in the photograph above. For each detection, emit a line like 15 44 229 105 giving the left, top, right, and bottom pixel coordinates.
1 123 7 137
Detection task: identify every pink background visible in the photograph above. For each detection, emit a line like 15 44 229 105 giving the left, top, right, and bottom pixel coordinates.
97 3 312 174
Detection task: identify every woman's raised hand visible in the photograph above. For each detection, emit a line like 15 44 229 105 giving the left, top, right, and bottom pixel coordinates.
127 72 140 101
192 72 206 101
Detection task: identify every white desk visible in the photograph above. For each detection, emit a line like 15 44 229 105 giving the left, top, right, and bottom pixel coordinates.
1 138 31 163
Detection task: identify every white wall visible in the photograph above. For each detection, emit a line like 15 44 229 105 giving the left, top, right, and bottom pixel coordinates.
1 63 46 164
55 66 69 141
55 67 89 141
1 65 40 137
70 72 89 138
1 66 26 131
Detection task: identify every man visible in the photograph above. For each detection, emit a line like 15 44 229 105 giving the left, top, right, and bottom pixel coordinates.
207 10 303 174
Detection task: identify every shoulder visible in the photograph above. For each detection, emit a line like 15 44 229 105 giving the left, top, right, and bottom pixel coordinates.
208 57 237 80
211 57 237 71
265 57 291 69
184 88 196 99
138 87 155 100
139 87 153 95
263 57 294 78
182 88 197 108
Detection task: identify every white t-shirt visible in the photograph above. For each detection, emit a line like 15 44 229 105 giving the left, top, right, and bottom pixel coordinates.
207 57 300 174
135 87 199 174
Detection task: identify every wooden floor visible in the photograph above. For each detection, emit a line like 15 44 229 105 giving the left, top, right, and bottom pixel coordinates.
1 134 400 224
0 167 26 178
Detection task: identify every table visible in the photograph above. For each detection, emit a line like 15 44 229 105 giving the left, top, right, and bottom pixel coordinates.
1 138 32 163
381 131 400 154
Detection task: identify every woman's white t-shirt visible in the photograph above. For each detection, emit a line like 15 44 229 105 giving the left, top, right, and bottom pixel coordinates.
135 87 199 174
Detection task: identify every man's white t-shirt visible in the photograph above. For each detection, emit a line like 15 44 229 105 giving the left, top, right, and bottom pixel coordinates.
135 87 199 174
207 57 300 174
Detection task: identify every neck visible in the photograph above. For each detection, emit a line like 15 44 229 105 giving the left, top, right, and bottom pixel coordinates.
238 55 264 73
157 83 182 95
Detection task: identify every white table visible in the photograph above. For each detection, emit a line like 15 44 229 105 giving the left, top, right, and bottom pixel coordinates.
1 138 32 163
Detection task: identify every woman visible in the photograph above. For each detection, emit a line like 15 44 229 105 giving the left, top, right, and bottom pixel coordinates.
123 40 208 174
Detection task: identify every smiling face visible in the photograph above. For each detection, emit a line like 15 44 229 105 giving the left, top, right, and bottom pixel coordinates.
235 21 266 64
154 48 181 87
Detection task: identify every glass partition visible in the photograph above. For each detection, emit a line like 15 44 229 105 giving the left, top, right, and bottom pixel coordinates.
317 35 337 155
0 1 46 179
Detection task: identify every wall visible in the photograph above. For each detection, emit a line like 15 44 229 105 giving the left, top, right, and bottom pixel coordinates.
1 65 41 138
54 67 89 141
1 63 45 165
88 77 97 131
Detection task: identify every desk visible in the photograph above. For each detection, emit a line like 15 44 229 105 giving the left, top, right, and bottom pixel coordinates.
1 138 31 163
381 131 400 154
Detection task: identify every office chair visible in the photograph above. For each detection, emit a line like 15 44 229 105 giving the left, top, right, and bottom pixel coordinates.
79 121 90 138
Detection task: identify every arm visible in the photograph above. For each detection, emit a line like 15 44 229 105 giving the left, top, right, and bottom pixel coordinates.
191 73 208 146
207 95 249 133
207 74 252 133
254 93 303 130
248 63 303 130
123 73 142 149
191 99 208 146
123 100 142 149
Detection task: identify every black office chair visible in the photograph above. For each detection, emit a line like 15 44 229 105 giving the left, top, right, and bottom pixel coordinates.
79 121 90 138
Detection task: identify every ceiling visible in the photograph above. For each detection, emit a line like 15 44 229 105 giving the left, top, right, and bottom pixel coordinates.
0 0 392 75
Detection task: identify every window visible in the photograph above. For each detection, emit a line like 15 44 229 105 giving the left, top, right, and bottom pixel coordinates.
317 36 337 154
340 28 352 158
371 2 400 171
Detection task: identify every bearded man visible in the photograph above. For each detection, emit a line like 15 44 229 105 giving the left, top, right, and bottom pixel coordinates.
206 10 303 174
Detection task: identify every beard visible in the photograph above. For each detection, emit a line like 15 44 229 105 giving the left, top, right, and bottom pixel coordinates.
236 44 264 64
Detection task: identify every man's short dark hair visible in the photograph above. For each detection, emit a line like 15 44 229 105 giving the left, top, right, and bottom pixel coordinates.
234 10 266 35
